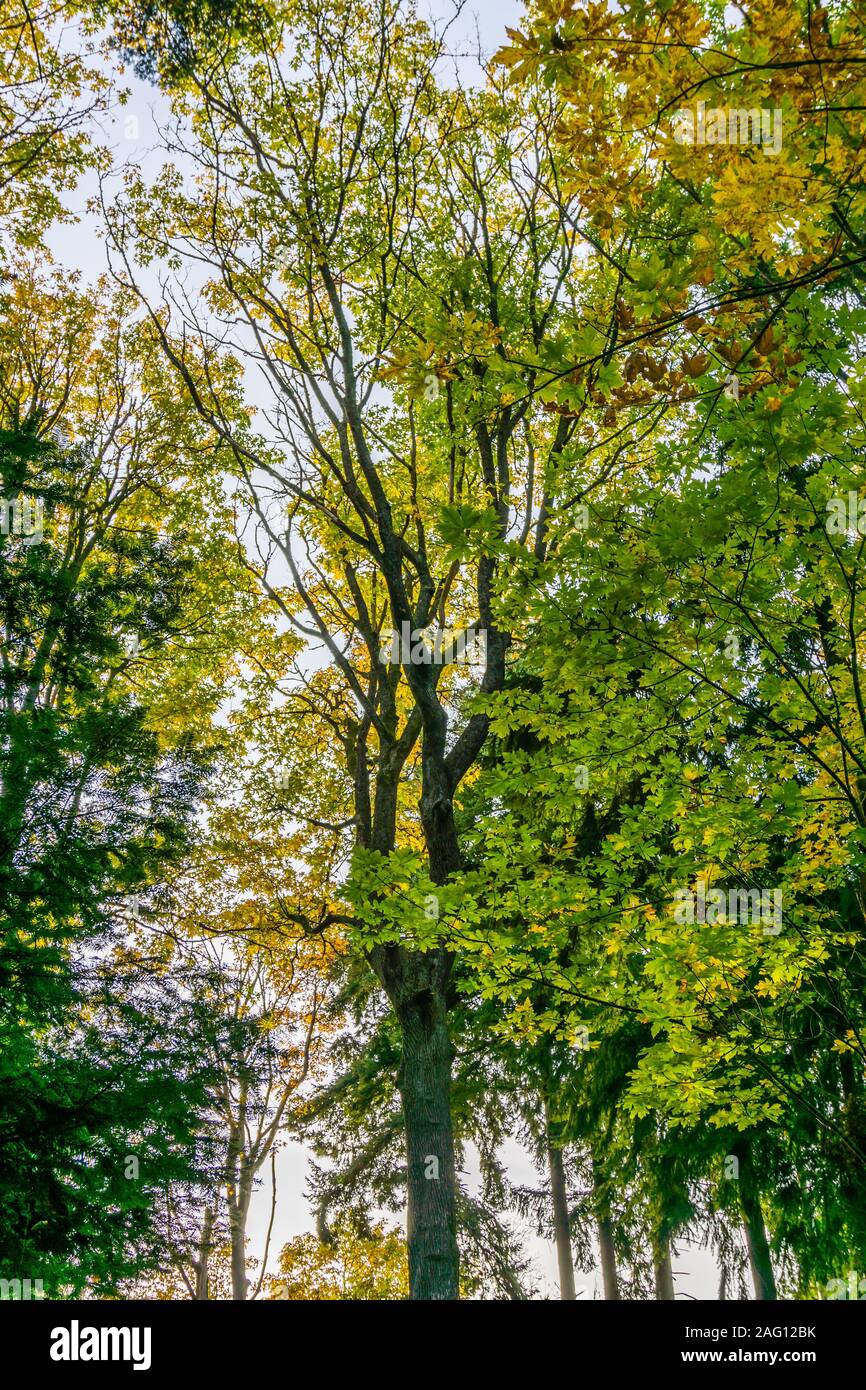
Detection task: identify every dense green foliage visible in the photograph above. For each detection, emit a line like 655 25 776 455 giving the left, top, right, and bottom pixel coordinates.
2 0 865 1302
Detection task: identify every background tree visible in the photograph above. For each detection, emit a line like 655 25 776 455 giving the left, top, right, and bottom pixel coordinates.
0 259 267 1293
0 0 107 257
267 1215 409 1301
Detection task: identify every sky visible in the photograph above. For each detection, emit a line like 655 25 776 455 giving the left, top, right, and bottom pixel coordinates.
43 0 725 1299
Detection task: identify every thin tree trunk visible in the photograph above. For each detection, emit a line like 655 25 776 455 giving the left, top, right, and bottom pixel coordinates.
591 1154 620 1300
397 980 459 1300
224 1091 251 1301
653 1233 675 1300
543 1099 576 1300
229 1199 249 1301
195 1207 213 1300
597 1216 620 1300
228 1169 252 1300
732 1138 776 1300
742 1198 776 1299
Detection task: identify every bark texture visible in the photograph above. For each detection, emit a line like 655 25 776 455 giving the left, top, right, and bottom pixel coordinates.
393 969 459 1300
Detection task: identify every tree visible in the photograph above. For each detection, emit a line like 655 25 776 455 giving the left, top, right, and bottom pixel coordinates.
0 258 266 1292
0 0 107 255
171 932 325 1300
8 0 863 1301
0 419 217 1294
267 1216 409 1301
106 0 589 1298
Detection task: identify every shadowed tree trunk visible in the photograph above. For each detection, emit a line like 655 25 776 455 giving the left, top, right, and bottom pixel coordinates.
381 948 459 1300
653 1232 675 1300
194 1207 213 1300
591 1152 620 1300
733 1139 777 1300
742 1201 776 1301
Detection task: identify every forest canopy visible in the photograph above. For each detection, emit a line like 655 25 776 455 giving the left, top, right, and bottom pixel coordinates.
1 0 866 1310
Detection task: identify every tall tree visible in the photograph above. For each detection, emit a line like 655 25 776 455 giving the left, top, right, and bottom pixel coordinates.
107 0 587 1298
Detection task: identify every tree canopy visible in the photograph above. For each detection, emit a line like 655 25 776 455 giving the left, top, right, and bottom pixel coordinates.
1 0 865 1309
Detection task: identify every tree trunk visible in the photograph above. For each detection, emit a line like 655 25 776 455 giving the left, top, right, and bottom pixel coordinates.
742 1201 776 1299
597 1215 620 1300
734 1141 777 1300
591 1154 620 1300
195 1207 213 1300
739 1156 778 1295
653 1233 675 1300
228 1173 252 1301
397 979 459 1300
229 1204 248 1301
224 1093 251 1301
543 1100 576 1300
